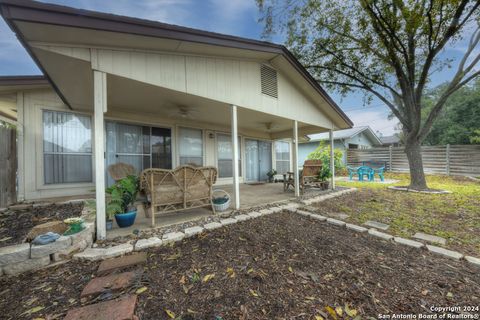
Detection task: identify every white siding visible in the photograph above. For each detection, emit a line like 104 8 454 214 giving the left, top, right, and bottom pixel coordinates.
34 45 333 129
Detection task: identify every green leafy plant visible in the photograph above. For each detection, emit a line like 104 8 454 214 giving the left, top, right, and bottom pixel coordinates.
106 175 139 218
266 169 277 182
307 142 343 169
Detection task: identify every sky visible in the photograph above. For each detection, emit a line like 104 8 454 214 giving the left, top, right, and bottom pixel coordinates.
0 0 475 137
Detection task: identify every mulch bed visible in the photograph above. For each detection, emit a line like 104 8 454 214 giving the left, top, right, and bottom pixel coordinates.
0 203 84 247
0 212 479 319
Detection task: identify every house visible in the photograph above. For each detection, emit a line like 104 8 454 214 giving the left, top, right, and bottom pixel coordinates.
0 0 352 238
380 134 402 147
298 126 381 166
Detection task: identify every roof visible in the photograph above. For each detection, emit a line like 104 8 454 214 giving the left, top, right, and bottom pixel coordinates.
0 75 47 86
0 0 353 127
305 126 382 145
380 135 401 145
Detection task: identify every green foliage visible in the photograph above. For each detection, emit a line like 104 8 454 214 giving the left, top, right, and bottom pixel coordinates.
266 169 277 178
470 129 480 144
306 141 343 182
423 80 480 145
106 175 139 219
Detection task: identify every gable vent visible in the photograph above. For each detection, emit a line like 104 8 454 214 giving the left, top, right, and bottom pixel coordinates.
260 65 278 98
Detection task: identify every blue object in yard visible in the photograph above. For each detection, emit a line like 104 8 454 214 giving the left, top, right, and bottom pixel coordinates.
347 166 359 180
357 166 374 181
373 166 385 182
115 210 137 228
32 232 60 245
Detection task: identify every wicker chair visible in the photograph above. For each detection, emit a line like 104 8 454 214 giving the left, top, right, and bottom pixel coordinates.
140 165 218 226
107 162 135 182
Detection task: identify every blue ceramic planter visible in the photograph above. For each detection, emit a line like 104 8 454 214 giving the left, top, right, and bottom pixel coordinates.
114 210 137 228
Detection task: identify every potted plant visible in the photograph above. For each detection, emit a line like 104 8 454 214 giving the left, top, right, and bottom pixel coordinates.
266 169 277 183
106 175 140 228
318 165 332 190
63 217 85 235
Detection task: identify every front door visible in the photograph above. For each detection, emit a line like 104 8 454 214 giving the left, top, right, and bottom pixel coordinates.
106 121 171 186
245 139 272 182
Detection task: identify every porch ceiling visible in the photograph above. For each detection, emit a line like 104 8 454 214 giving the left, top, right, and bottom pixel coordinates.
106 74 323 139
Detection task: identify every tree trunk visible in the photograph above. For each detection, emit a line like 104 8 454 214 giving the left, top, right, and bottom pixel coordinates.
404 140 428 190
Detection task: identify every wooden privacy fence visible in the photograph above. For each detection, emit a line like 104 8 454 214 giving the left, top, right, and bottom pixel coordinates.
346 144 480 176
0 125 17 208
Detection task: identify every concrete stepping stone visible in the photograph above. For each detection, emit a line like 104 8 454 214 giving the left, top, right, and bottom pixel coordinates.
98 252 147 275
329 213 349 220
81 271 137 298
364 220 389 230
413 232 446 245
64 294 137 320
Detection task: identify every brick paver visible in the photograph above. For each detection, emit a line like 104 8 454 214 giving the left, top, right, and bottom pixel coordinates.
98 253 147 275
81 272 137 297
64 295 137 320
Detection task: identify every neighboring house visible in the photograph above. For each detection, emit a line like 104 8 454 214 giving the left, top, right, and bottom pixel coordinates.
298 126 382 166
380 134 402 147
0 0 352 238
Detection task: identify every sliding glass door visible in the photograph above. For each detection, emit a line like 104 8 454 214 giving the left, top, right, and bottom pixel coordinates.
106 121 171 185
245 139 272 182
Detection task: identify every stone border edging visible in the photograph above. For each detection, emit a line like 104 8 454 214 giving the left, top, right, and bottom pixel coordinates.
289 206 480 269
387 186 452 194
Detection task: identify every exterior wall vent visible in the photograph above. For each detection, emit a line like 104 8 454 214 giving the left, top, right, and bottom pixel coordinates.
260 65 278 98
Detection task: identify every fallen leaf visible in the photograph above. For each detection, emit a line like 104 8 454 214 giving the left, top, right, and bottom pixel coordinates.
187 308 198 314
249 289 259 297
165 309 175 318
335 306 343 316
447 292 454 298
325 306 338 320
226 267 235 278
202 274 215 283
179 275 186 284
21 306 44 316
136 287 148 294
315 316 324 320
288 266 293 273
305 296 315 300
421 289 429 296
323 274 334 281
345 304 358 317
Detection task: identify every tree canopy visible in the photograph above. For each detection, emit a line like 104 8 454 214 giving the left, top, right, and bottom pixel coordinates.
423 79 480 145
257 0 480 189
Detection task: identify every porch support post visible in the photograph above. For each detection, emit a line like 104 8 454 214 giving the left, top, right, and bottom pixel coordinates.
293 120 300 197
94 70 107 240
231 105 240 209
329 128 335 190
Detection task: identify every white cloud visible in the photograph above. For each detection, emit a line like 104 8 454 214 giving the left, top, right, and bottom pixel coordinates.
345 109 400 136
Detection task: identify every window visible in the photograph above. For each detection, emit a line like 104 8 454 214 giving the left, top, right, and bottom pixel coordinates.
275 141 290 174
217 133 242 178
178 127 203 166
105 122 171 186
43 110 92 184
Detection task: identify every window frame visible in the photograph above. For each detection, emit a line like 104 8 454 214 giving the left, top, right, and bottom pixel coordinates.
274 140 291 174
41 109 94 185
215 132 242 179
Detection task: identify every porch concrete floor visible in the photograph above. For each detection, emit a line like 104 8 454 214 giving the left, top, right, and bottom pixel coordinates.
107 182 301 239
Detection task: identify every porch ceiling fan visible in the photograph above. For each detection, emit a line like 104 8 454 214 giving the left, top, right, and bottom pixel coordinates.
259 121 280 131
168 105 201 119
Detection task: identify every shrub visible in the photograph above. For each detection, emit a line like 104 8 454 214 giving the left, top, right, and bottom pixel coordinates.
306 141 344 181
